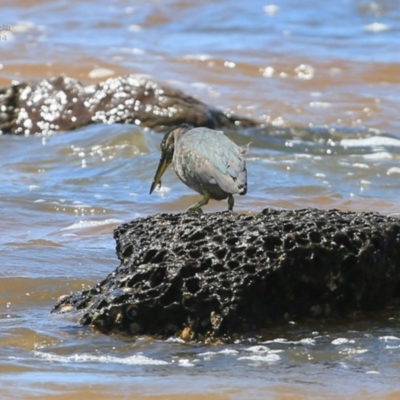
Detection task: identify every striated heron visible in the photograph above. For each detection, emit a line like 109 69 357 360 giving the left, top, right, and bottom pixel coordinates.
149 124 249 211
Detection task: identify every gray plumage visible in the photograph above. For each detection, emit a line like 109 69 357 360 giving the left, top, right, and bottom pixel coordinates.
150 124 249 211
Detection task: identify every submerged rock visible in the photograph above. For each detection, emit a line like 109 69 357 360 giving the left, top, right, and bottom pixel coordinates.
53 208 400 342
0 75 257 135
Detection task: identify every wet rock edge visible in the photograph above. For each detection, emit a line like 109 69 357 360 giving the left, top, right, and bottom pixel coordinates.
52 208 400 342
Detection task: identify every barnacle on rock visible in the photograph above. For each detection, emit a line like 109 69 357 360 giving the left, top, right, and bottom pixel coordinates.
0 75 257 135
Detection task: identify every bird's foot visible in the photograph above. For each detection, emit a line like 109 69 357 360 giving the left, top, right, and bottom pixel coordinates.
227 194 235 211
186 207 204 214
187 192 210 213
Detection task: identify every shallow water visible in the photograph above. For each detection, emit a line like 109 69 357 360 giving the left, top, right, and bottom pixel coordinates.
1 0 400 399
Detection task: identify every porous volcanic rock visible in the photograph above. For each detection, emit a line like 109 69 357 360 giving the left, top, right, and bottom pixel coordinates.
0 75 257 135
53 208 400 342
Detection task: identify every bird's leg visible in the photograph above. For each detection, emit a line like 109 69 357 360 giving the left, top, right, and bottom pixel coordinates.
228 194 235 211
187 191 211 213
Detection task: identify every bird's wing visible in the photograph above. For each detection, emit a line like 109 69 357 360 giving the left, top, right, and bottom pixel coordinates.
181 130 247 194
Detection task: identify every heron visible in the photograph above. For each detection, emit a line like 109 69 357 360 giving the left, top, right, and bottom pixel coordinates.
149 124 249 211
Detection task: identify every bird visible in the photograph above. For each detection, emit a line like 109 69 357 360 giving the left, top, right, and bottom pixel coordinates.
149 124 249 212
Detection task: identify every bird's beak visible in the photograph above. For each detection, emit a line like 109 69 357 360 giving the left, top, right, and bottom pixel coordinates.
149 154 170 194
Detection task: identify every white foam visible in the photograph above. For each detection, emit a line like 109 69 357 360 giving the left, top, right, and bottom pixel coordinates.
198 348 239 358
13 21 36 33
245 345 271 353
217 348 239 355
88 68 115 79
261 66 274 77
166 337 185 343
360 179 371 187
177 358 195 367
387 167 400 175
238 354 280 363
331 338 355 345
154 185 171 195
198 351 215 357
263 338 315 345
128 24 142 32
363 152 392 160
352 163 370 169
34 351 169 365
379 335 400 342
263 5 279 16
183 54 212 61
295 64 315 80
61 218 122 231
309 102 331 108
363 22 389 32
341 136 400 148
339 348 368 355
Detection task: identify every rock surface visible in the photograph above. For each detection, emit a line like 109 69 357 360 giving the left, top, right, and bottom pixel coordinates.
0 75 257 135
53 208 400 342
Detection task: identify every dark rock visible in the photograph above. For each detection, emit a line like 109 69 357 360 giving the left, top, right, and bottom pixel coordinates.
52 208 400 342
0 75 257 135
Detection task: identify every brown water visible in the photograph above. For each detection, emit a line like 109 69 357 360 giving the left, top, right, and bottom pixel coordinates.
1 1 400 399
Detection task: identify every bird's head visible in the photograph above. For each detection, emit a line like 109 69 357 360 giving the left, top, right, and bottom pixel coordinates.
149 124 193 194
